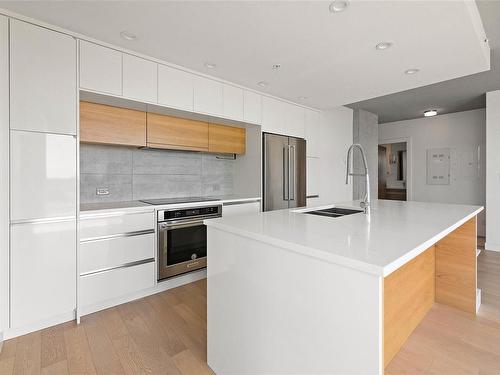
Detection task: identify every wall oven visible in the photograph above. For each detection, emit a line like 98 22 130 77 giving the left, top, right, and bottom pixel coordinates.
157 204 222 280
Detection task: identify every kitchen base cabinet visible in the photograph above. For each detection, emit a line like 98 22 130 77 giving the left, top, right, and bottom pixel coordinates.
10 220 76 329
79 262 155 311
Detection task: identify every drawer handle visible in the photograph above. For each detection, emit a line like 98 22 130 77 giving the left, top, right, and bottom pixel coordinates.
80 258 154 277
80 229 155 243
187 261 200 268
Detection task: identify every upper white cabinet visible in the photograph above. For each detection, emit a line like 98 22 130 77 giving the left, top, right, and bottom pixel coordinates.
243 90 262 125
10 220 76 328
262 96 284 134
284 102 305 139
305 109 322 157
158 64 193 111
123 53 157 103
10 131 77 221
10 20 76 135
193 76 223 115
223 84 244 121
80 41 122 96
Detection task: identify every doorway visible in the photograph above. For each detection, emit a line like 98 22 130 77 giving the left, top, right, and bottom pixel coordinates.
378 141 407 201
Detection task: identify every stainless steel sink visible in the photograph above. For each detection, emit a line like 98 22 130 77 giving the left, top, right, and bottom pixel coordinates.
304 207 363 218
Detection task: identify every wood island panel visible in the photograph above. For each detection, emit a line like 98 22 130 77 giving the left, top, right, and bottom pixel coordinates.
384 245 436 367
146 112 209 151
435 216 477 314
208 123 246 154
80 101 146 147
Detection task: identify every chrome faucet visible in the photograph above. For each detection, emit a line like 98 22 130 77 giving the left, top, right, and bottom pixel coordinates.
345 144 371 214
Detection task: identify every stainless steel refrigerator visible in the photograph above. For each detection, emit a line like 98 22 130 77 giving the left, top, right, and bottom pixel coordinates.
263 132 306 211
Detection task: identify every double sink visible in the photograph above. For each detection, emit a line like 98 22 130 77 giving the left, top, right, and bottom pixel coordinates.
304 207 363 218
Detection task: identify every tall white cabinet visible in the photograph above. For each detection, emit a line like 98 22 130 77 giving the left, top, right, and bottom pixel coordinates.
0 15 9 339
9 20 77 331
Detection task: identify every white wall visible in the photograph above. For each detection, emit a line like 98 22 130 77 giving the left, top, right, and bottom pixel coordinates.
309 107 353 206
0 15 8 342
379 109 486 236
486 90 500 250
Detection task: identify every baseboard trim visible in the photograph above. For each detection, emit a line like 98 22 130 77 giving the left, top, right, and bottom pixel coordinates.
4 311 75 340
485 242 500 252
78 269 207 317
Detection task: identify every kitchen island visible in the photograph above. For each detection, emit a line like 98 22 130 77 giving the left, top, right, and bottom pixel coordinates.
205 200 483 374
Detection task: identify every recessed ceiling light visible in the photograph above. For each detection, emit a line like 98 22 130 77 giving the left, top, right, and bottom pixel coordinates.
204 62 216 69
375 42 393 50
298 96 308 100
257 81 269 88
120 31 137 41
272 64 281 70
405 68 420 75
329 0 349 13
424 110 438 117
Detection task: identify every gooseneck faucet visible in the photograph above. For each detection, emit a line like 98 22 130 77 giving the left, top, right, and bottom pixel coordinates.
345 144 371 214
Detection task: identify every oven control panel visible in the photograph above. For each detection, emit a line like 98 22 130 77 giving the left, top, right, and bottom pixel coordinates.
158 205 222 222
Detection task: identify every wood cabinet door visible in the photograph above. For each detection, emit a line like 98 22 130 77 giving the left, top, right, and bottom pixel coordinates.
80 101 146 147
209 123 246 154
147 113 208 151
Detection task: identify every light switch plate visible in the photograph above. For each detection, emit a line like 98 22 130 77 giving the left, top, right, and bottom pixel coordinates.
96 187 110 195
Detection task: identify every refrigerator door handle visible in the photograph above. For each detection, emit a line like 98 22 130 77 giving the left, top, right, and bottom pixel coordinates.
289 145 295 201
283 146 289 201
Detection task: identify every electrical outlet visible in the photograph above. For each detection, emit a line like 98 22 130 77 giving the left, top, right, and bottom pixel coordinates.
96 187 110 196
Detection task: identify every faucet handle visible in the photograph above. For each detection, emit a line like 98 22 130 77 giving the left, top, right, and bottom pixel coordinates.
360 201 370 209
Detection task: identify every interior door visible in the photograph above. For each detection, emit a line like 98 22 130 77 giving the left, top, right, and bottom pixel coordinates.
288 137 307 208
263 133 289 211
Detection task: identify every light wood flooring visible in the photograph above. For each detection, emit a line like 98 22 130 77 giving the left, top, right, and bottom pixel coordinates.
1 242 500 374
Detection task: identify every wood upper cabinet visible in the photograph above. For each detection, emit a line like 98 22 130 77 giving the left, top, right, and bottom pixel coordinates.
209 123 246 154
80 101 146 147
147 113 208 151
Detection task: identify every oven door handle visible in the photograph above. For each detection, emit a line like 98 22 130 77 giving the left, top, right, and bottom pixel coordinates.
162 220 205 230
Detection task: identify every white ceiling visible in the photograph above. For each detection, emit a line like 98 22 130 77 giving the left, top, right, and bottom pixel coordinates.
0 1 490 110
348 0 500 123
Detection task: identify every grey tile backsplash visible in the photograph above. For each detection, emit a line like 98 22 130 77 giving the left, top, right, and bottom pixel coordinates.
80 144 235 203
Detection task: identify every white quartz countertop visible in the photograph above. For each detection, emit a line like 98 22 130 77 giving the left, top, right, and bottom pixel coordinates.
205 200 483 276
80 195 261 216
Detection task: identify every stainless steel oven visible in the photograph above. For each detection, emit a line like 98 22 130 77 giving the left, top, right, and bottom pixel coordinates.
157 204 222 280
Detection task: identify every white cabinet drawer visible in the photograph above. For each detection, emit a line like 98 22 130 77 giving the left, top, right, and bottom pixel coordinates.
80 233 155 275
79 41 122 95
10 20 77 135
79 261 155 308
123 53 157 103
222 201 261 217
80 211 154 240
11 220 76 328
